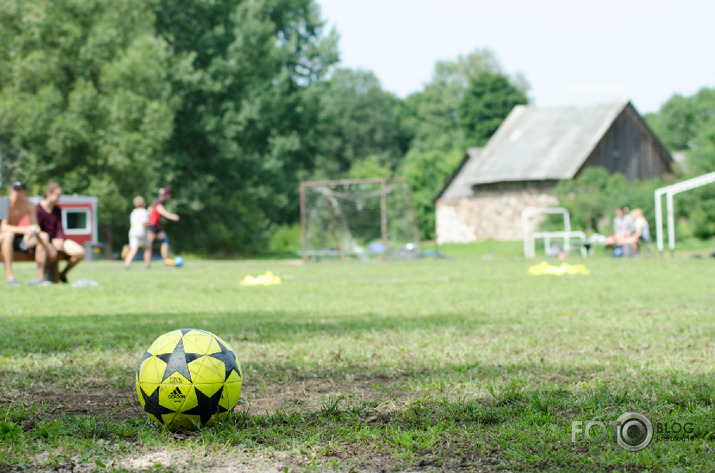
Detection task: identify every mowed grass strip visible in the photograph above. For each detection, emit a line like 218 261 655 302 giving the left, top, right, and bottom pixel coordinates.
0 254 713 472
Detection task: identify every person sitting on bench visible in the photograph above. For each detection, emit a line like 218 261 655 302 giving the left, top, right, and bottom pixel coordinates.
617 208 651 254
0 180 52 286
36 182 86 283
604 206 634 248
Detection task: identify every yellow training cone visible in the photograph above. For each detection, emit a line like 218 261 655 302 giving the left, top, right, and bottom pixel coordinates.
529 261 589 275
240 271 282 286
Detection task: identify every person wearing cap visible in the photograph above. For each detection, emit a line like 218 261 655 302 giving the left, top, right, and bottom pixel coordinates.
147 187 179 263
36 182 86 283
0 181 53 286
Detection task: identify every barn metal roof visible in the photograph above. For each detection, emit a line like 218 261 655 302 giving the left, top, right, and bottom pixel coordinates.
437 147 485 200
460 101 630 188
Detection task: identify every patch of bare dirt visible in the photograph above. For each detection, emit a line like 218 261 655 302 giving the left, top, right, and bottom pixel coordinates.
5 448 295 473
2 373 403 422
2 383 139 424
243 373 399 413
2 374 512 472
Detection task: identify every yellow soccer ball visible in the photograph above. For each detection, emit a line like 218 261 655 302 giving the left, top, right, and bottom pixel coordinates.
136 329 242 430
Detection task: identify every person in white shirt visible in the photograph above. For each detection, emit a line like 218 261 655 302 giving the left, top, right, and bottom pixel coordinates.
124 196 151 269
618 208 650 253
604 206 635 248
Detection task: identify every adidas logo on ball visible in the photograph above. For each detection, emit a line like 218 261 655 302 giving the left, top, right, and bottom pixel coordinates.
168 387 185 401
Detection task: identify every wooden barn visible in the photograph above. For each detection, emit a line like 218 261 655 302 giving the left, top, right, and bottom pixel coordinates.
435 101 673 244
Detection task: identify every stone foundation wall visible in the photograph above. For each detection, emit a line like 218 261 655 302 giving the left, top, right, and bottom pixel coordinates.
436 185 559 243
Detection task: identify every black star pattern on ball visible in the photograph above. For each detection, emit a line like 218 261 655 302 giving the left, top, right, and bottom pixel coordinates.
136 351 153 378
183 386 227 426
140 386 176 425
155 338 203 382
209 339 242 380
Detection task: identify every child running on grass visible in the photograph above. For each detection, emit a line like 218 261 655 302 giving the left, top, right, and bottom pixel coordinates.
124 196 152 269
147 187 179 265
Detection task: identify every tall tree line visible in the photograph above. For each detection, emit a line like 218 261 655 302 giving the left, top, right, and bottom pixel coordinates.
0 0 529 253
0 0 176 247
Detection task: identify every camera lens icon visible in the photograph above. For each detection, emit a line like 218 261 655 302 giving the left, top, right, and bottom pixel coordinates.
616 412 653 452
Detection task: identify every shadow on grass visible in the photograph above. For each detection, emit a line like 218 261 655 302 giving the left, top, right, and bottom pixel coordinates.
2 310 714 404
0 310 494 354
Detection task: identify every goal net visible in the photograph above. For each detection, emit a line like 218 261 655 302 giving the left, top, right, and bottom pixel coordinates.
300 178 422 262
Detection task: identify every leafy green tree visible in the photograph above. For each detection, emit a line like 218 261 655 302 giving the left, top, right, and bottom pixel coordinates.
644 88 715 176
554 167 611 233
404 49 529 152
555 167 664 235
400 148 463 240
153 0 338 254
0 0 175 247
314 68 410 176
645 87 715 239
645 88 715 152
458 72 528 147
347 155 392 180
685 128 715 176
685 188 715 238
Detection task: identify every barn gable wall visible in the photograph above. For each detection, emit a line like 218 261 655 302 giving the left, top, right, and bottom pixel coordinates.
580 105 672 180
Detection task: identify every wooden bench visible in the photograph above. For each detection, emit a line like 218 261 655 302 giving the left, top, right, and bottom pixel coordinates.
0 250 70 283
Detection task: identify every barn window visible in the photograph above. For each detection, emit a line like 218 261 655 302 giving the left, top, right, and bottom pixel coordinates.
62 209 90 235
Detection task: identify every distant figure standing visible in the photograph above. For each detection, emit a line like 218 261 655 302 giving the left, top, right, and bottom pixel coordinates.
124 196 152 269
147 187 179 263
604 207 634 248
36 183 86 283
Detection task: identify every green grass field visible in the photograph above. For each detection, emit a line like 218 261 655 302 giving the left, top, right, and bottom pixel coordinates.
1 246 713 472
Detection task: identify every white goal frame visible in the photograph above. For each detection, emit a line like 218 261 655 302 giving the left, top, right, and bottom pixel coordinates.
654 171 715 252
522 207 587 258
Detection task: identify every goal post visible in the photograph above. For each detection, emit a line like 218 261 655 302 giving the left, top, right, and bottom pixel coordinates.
654 171 715 252
300 178 422 262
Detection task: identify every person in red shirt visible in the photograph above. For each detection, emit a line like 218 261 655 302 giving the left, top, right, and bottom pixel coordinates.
36 182 86 283
147 187 179 263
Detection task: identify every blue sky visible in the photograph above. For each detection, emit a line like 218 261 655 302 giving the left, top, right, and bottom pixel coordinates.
317 0 715 114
